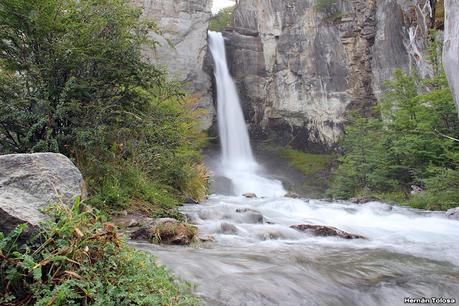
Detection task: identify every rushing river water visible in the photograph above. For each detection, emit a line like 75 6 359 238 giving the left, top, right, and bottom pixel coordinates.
134 31 459 305
133 196 459 306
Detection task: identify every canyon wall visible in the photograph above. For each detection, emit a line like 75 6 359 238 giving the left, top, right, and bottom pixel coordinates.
443 0 459 115
133 0 215 129
225 0 436 151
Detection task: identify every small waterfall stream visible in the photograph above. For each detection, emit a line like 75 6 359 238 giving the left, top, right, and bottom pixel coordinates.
133 32 459 306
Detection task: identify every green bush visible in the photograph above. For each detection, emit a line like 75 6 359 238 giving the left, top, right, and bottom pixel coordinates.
0 202 198 305
209 6 235 32
328 69 459 209
0 0 209 214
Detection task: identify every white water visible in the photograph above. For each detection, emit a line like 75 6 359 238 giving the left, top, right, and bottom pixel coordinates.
135 196 459 305
208 31 285 197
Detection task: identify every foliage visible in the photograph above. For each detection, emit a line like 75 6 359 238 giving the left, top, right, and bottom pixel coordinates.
0 0 209 214
0 202 198 305
261 143 336 196
328 69 459 210
209 6 235 32
276 147 336 176
314 0 342 22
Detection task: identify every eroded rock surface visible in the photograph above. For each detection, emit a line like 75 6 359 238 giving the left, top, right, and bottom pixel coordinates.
133 0 215 129
443 0 459 115
225 0 435 151
0 153 83 233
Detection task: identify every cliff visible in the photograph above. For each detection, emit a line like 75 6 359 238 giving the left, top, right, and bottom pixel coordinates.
444 0 459 115
133 0 215 129
224 0 437 151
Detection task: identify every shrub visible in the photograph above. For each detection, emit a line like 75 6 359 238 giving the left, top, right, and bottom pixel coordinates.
328 69 459 209
209 6 235 32
0 0 209 214
0 201 198 305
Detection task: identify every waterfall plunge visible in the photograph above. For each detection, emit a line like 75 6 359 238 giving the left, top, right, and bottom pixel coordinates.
208 31 285 197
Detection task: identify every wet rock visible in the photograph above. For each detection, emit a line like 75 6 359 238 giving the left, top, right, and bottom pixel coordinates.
131 218 197 245
0 153 84 234
350 197 378 204
446 207 459 220
220 222 238 234
184 197 199 204
243 192 257 198
290 224 366 240
285 192 300 199
199 235 215 242
258 230 283 241
236 208 264 224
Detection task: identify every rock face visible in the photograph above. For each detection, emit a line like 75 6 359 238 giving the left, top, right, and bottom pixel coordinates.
443 0 459 115
0 153 83 233
133 0 215 129
225 0 436 151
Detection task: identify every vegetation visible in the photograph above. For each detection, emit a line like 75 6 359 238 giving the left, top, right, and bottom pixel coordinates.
262 143 336 196
209 6 235 32
0 202 198 305
328 68 459 210
0 0 209 216
314 0 343 22
276 147 336 176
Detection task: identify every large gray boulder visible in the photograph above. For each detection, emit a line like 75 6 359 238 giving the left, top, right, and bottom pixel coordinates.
0 153 83 233
443 0 459 116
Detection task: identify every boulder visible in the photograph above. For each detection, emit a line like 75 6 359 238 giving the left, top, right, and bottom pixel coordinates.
235 208 264 224
220 222 238 234
243 192 257 198
446 207 459 220
0 153 83 233
290 224 366 240
284 192 300 199
130 218 197 245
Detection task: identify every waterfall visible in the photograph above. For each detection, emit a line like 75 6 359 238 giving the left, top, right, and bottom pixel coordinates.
208 31 285 197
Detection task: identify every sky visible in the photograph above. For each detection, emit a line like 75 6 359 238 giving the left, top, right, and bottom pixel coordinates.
212 0 236 14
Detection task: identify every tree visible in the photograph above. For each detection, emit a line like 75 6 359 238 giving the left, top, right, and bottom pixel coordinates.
0 0 208 213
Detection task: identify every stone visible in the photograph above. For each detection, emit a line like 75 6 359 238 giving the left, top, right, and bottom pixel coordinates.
131 218 197 245
225 0 433 151
443 0 459 115
184 197 199 204
0 153 83 234
133 0 215 129
290 224 366 239
235 208 264 224
284 192 299 199
220 222 238 234
446 207 459 220
243 192 257 198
